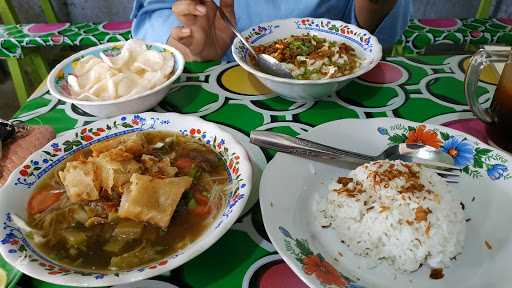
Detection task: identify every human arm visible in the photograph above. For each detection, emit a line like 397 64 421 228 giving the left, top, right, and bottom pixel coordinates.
355 0 399 33
168 0 235 61
131 0 235 61
131 0 180 44
347 0 411 48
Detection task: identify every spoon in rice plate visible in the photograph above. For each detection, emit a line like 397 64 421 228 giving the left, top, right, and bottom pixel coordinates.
250 131 461 183
210 0 293 79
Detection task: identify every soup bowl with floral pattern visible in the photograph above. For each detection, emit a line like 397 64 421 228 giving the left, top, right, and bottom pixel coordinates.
0 112 251 287
232 17 382 101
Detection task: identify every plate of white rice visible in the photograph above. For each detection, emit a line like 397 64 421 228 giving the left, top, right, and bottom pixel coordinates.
259 118 512 288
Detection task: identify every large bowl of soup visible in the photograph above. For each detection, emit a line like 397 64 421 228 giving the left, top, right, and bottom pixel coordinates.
0 112 252 287
232 17 382 101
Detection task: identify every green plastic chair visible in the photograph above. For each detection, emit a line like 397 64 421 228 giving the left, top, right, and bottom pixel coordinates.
476 0 493 18
0 0 57 105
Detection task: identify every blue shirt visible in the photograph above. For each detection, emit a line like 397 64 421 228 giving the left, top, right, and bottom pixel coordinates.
131 0 411 61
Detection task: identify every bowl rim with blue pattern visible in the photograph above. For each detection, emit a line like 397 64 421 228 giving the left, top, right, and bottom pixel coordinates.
47 41 185 105
0 112 252 287
232 17 382 84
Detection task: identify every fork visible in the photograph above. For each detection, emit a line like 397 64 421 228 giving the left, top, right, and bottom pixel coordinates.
250 131 461 183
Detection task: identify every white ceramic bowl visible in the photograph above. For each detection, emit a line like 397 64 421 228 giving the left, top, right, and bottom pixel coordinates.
232 18 382 101
0 112 252 287
47 42 185 118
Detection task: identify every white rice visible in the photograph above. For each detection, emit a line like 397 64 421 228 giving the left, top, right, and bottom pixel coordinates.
317 160 465 272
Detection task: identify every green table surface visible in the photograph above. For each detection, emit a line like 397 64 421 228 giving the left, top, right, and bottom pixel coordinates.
3 55 498 288
400 18 512 54
0 22 131 58
1 18 512 59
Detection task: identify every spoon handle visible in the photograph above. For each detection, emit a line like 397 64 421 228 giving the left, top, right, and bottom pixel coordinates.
250 131 375 164
209 0 258 57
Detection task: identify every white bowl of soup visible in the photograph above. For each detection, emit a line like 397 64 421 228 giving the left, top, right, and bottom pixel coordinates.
232 18 382 101
0 112 251 287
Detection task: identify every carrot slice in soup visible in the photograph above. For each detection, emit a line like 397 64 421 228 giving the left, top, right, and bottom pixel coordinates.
191 205 210 217
193 190 209 206
175 158 194 171
99 202 118 213
27 189 64 214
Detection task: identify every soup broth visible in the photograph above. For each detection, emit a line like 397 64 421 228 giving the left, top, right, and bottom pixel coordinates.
252 34 361 80
26 131 228 272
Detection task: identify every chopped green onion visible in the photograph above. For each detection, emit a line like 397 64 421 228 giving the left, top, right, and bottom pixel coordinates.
188 166 202 180
188 198 197 209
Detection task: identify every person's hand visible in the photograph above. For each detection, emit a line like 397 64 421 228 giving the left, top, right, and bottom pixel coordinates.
169 0 235 61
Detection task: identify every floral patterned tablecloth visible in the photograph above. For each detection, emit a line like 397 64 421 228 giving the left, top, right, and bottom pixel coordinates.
4 55 499 288
0 21 132 58
399 18 512 54
1 18 512 59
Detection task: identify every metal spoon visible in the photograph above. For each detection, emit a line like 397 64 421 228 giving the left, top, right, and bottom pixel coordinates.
250 131 460 182
210 1 293 79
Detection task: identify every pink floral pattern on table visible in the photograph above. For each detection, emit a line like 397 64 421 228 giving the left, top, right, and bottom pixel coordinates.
470 30 482 38
418 18 461 29
497 18 512 26
359 62 403 84
257 260 309 288
26 23 69 34
50 34 63 44
442 118 489 144
101 21 132 32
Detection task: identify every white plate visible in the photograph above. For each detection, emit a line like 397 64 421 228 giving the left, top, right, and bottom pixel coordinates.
217 125 266 215
260 118 512 288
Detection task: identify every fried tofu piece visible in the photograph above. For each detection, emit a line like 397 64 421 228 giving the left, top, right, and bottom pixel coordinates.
100 147 133 162
141 155 177 178
95 151 142 194
59 160 101 203
91 133 146 157
156 158 178 178
141 154 158 165
118 174 192 228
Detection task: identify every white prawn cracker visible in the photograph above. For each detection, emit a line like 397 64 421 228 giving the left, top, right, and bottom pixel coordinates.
67 39 175 101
